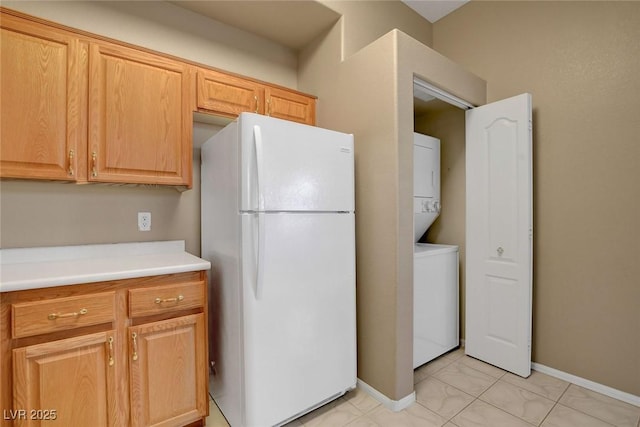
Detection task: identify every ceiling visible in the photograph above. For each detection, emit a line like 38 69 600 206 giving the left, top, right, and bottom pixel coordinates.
402 0 469 23
171 1 468 51
169 1 340 50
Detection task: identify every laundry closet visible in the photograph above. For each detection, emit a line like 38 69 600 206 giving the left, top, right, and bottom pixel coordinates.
410 75 533 378
411 84 466 368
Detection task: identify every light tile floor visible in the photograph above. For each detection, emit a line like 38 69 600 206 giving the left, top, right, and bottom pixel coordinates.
205 348 640 426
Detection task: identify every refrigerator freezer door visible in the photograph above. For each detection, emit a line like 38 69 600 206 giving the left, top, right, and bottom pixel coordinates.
241 212 356 426
239 113 354 213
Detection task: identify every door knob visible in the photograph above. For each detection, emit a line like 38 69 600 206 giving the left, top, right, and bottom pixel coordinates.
497 247 504 256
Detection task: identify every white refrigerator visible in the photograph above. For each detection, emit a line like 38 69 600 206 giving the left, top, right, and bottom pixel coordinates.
201 113 357 427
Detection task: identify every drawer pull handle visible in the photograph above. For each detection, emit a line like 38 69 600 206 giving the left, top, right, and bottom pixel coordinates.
132 332 138 361
48 308 88 320
108 336 115 367
154 295 184 305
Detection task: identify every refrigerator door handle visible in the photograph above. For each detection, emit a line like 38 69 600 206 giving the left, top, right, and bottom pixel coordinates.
255 213 266 300
253 125 265 211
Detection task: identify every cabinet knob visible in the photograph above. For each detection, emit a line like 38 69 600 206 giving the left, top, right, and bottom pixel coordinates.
497 247 504 256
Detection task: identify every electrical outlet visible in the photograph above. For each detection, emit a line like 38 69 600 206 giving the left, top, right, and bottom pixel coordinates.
138 212 151 231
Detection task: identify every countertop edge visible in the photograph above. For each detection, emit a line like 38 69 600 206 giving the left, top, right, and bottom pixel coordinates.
0 241 211 293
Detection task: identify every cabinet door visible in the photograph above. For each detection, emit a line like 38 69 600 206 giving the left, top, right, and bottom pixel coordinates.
88 43 192 188
265 86 316 125
12 331 118 427
0 14 85 181
128 314 207 427
196 68 263 117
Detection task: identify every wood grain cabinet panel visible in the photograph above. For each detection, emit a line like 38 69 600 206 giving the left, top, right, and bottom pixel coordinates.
88 43 193 188
12 291 115 338
129 281 204 318
128 314 207 427
196 68 263 117
195 67 316 125
265 85 316 126
1 9 317 188
12 331 118 427
0 14 86 181
1 272 208 427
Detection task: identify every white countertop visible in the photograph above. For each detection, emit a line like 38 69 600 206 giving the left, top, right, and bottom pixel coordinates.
0 240 211 293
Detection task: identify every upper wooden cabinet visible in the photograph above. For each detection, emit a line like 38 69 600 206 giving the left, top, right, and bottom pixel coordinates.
265 86 316 126
0 14 86 181
0 10 192 188
88 43 192 187
1 8 317 187
196 68 316 126
196 68 264 118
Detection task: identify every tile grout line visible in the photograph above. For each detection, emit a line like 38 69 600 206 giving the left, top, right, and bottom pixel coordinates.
537 401 559 427
430 361 571 427
421 357 510 426
556 385 624 427
475 383 541 427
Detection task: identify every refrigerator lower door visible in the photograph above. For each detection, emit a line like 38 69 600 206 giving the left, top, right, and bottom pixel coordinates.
241 212 356 426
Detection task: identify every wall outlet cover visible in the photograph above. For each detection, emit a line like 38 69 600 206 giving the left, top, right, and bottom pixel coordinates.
138 212 151 231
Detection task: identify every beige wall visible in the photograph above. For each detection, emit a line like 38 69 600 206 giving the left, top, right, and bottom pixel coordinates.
320 0 432 58
434 0 640 396
8 0 636 405
2 0 298 87
0 1 299 254
299 2 487 400
301 22 406 400
298 3 435 400
0 122 220 255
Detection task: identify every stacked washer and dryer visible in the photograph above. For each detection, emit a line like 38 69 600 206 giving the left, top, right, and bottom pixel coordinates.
413 132 459 369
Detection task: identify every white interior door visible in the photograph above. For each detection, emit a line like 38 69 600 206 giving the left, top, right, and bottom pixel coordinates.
465 93 533 377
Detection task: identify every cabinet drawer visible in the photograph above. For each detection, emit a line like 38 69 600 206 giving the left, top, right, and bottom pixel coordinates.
12 292 116 339
129 281 204 318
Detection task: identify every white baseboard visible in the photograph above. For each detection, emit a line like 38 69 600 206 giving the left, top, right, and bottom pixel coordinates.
531 363 640 407
459 340 637 407
356 378 415 412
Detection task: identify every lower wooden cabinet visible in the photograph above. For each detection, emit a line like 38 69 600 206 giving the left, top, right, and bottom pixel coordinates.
128 314 207 427
0 271 208 427
12 331 117 426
